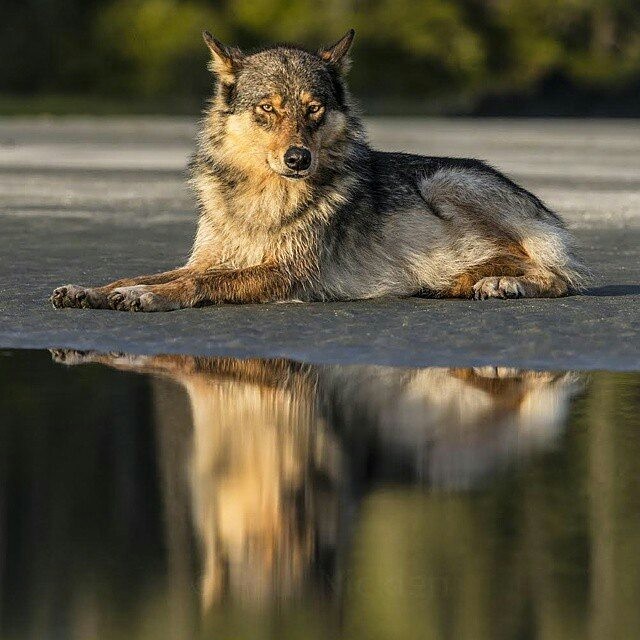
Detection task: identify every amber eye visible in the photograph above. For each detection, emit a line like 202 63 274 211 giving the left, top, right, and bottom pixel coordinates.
259 103 273 112
308 103 323 114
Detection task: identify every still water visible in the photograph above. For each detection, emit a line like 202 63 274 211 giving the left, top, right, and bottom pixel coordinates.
1 349 639 640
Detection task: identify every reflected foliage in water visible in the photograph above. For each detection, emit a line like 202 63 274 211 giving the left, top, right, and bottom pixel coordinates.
0 350 639 639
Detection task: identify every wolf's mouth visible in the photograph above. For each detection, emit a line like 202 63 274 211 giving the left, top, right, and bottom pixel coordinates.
279 171 309 180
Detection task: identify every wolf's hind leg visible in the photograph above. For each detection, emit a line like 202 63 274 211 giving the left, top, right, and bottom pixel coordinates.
51 267 190 309
442 248 572 300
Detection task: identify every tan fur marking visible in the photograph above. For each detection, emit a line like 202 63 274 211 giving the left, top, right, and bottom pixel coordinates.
269 94 284 110
138 262 299 307
92 267 191 294
299 91 316 105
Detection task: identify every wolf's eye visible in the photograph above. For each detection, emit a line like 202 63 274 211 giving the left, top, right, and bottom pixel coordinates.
308 103 323 114
259 103 273 112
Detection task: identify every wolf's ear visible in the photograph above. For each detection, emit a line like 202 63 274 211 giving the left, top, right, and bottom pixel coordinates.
318 29 355 73
203 31 243 83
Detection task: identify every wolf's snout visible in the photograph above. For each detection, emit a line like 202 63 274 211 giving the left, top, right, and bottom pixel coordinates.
284 146 312 171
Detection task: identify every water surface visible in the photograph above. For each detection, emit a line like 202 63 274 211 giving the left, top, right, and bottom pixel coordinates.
1 349 639 639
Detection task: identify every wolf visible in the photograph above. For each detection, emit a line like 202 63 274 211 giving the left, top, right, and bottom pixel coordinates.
51 29 587 312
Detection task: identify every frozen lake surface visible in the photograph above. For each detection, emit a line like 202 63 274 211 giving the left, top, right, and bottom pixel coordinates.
0 117 639 369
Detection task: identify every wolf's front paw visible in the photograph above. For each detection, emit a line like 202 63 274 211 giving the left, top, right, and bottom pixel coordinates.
49 348 103 365
473 276 525 300
51 284 92 308
107 285 180 312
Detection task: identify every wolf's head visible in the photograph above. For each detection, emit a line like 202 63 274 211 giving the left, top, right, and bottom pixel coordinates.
202 30 356 182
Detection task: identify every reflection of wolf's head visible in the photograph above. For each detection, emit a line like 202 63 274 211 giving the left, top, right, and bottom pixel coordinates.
198 30 362 184
182 366 342 609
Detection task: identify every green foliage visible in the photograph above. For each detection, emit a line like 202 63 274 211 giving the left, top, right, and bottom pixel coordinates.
96 0 221 95
490 0 640 86
2 0 640 111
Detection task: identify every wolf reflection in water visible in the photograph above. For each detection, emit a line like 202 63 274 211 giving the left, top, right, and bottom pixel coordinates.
53 351 582 611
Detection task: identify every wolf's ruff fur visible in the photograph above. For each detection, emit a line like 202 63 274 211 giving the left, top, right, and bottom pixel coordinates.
51 29 586 312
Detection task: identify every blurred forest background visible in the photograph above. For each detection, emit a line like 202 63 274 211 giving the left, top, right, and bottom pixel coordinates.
2 0 640 115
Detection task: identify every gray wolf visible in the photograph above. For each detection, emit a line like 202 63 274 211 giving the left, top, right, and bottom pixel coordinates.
51 29 587 312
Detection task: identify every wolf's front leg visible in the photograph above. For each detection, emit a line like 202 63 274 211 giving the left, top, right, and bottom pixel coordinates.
106 264 295 311
51 267 190 309
50 349 199 375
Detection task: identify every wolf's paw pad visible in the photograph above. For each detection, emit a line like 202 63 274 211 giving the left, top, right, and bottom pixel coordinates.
473 277 525 300
107 286 179 312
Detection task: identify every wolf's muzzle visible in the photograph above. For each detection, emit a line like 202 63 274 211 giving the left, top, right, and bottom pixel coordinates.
283 146 312 171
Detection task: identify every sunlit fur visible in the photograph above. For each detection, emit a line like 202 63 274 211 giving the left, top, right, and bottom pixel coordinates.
51 349 584 608
51 30 588 311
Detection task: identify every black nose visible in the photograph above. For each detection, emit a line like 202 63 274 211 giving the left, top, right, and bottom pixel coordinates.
283 146 312 171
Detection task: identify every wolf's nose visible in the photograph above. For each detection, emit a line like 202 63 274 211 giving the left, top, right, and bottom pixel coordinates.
284 146 312 171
